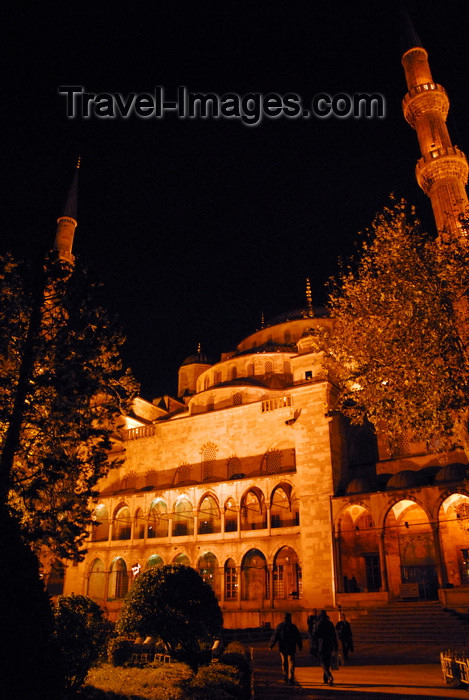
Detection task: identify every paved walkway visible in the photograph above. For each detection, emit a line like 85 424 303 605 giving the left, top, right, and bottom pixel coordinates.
251 642 468 699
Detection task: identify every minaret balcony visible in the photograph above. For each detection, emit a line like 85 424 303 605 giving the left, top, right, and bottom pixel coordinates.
402 83 449 127
416 146 469 194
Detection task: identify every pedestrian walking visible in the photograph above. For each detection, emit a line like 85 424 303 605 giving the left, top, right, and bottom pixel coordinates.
307 608 318 657
269 612 303 685
312 609 338 685
336 613 354 660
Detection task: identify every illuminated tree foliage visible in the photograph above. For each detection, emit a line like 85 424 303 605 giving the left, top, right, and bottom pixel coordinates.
326 197 469 457
116 564 223 669
0 253 138 560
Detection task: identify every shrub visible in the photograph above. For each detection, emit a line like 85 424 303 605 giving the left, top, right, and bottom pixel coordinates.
180 663 241 699
220 642 252 699
53 594 110 694
116 564 223 670
108 636 135 666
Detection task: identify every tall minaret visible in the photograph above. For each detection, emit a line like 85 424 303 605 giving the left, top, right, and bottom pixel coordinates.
401 12 469 239
51 157 80 265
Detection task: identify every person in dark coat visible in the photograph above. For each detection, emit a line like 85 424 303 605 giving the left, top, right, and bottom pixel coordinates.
307 608 318 657
336 613 354 660
312 609 338 685
270 612 303 685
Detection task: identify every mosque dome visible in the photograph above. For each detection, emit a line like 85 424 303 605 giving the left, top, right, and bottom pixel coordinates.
180 352 210 367
435 463 468 483
346 476 376 494
386 469 426 490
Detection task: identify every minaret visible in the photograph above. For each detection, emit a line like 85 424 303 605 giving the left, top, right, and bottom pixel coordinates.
401 13 469 239
305 278 314 318
52 157 80 265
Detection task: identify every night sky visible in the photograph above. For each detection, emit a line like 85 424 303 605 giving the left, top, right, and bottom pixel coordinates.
3 1 469 399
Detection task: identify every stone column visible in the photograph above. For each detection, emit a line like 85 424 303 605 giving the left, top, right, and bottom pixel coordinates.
379 530 389 591
430 521 449 588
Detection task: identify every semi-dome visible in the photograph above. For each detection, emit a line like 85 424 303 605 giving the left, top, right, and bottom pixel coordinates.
435 463 468 483
345 476 376 494
386 469 426 490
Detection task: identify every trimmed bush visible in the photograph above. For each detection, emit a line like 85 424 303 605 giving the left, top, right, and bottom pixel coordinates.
54 594 110 694
180 663 242 699
107 636 134 666
220 642 252 699
116 564 223 670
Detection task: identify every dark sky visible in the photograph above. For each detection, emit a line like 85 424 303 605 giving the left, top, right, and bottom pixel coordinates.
3 1 469 399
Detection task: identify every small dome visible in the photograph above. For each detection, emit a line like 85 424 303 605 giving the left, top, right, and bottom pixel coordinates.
386 469 425 490
181 353 210 367
435 463 468 483
346 476 375 494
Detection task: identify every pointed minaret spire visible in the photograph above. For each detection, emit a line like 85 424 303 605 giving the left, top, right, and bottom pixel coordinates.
52 157 80 265
305 278 314 317
399 3 423 55
401 12 468 240
260 312 265 329
197 342 202 355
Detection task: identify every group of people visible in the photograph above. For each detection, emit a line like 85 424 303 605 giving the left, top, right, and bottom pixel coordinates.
269 609 353 686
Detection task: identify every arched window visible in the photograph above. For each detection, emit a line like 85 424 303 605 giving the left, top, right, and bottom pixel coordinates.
91 504 109 542
198 495 221 534
109 558 128 599
284 360 292 374
146 554 163 569
241 490 267 531
207 396 214 412
45 559 65 597
148 498 168 538
233 392 242 406
241 549 268 601
175 463 192 485
198 552 218 593
173 553 190 566
88 558 106 600
145 470 158 488
224 498 238 532
265 360 273 375
201 442 217 480
224 558 238 600
231 366 237 380
227 456 242 480
173 499 194 537
247 363 254 377
112 506 131 540
271 486 292 528
273 546 302 599
265 449 282 474
284 331 291 344
121 471 137 490
135 508 146 539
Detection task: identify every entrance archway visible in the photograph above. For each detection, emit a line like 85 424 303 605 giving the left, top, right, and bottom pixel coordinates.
384 500 438 600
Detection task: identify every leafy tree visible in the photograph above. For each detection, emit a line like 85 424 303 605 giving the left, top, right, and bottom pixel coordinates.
116 564 223 669
0 509 64 700
325 197 469 457
53 594 111 695
0 252 137 560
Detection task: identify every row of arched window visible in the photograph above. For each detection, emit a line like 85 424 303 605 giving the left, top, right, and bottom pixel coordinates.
88 545 302 602
92 485 299 542
200 360 293 391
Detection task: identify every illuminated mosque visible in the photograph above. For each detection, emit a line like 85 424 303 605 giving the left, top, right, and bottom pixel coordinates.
61 18 469 629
